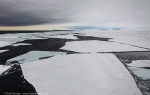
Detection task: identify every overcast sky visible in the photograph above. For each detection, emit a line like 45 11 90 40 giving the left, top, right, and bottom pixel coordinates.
0 0 150 30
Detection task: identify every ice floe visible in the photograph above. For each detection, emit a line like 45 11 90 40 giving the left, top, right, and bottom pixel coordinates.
78 30 150 49
128 67 150 80
7 51 66 63
54 30 150 51
21 53 142 95
0 34 25 45
128 60 150 68
61 40 148 52
11 43 32 47
0 41 11 48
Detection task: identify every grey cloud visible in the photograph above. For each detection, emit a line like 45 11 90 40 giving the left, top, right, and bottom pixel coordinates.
0 0 71 26
0 0 150 29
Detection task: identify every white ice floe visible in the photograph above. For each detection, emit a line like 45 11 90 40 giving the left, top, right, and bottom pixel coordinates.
11 43 32 47
128 60 150 68
0 50 8 53
50 35 78 39
128 67 150 80
61 40 148 53
0 65 10 74
110 38 150 50
79 30 150 49
21 53 142 95
0 41 11 48
7 51 66 63
0 38 25 43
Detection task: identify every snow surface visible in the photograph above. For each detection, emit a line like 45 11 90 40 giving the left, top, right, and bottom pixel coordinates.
0 38 25 44
7 51 66 63
0 65 10 74
61 40 148 53
128 67 150 80
78 30 150 49
21 53 142 95
128 60 150 68
0 34 25 43
75 30 150 47
11 43 32 46
0 41 11 47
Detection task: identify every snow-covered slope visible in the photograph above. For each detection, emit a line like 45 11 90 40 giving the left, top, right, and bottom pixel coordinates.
21 53 142 95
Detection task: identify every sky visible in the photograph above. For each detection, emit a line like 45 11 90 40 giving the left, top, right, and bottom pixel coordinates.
0 0 150 30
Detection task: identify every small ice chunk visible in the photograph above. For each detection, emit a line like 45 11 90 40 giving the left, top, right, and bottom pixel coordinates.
11 43 32 46
128 67 150 80
128 60 150 68
0 50 8 53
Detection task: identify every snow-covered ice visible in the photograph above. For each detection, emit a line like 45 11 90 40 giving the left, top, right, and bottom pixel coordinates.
0 30 149 94
0 41 11 48
61 40 148 53
21 53 142 95
128 60 150 68
128 67 150 80
7 51 67 63
0 34 25 43
78 30 150 49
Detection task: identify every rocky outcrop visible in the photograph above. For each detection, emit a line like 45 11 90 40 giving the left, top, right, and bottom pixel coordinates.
0 63 37 95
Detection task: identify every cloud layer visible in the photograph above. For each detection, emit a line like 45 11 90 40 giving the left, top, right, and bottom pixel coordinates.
0 0 150 29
